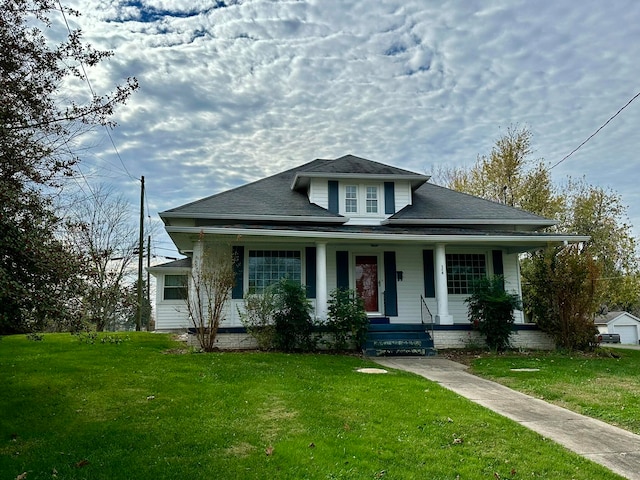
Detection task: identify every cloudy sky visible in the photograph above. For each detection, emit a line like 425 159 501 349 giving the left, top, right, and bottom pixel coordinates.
60 0 640 260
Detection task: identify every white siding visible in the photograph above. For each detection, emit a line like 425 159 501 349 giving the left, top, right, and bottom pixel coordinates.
447 295 469 323
394 180 412 211
502 252 525 323
395 246 433 323
154 273 190 330
155 302 189 330
608 315 640 344
309 178 329 209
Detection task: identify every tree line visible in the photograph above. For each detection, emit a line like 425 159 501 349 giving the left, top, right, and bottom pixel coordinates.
0 0 140 334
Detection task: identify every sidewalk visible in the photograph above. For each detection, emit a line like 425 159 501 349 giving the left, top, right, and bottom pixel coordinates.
373 356 640 480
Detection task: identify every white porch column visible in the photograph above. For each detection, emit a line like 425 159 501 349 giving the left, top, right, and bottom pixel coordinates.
315 242 328 320
188 240 204 314
434 243 453 325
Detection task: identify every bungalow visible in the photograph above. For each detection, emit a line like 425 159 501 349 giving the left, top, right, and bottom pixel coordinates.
149 154 585 350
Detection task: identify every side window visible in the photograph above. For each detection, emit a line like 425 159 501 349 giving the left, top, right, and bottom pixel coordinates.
164 274 188 300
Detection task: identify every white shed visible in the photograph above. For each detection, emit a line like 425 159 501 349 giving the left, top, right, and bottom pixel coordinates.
594 311 640 345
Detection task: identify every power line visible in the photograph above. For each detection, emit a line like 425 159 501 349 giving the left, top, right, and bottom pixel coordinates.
57 1 136 182
551 90 640 170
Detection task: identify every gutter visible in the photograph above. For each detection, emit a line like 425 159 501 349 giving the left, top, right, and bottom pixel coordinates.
164 225 589 246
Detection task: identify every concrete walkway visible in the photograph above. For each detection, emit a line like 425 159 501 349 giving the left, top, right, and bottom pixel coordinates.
373 356 640 480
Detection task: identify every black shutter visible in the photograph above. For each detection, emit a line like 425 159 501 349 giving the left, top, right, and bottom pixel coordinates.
383 251 398 316
336 251 349 289
384 182 395 214
492 250 504 276
492 250 504 288
423 250 435 298
231 246 244 299
328 180 339 214
305 247 316 298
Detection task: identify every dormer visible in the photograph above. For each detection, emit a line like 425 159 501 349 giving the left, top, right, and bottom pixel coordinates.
291 155 429 225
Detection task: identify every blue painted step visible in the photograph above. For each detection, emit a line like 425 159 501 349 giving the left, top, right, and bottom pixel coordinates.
364 323 436 357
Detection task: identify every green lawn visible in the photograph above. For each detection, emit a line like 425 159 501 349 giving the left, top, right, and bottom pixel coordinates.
0 334 624 480
468 348 640 435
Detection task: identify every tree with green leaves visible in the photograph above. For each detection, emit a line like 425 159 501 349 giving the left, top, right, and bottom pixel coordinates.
525 245 600 350
562 179 639 313
441 125 639 347
0 0 137 333
442 126 564 220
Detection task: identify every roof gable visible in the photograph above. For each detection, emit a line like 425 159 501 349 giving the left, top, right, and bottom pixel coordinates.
595 311 640 325
291 154 428 190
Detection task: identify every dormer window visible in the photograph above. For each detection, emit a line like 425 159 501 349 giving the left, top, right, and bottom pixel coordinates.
366 186 378 213
345 185 358 213
340 183 381 216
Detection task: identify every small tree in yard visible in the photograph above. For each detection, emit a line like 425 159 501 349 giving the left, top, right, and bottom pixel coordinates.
187 239 236 352
466 276 522 352
238 285 278 350
524 244 600 350
326 288 368 350
272 279 315 352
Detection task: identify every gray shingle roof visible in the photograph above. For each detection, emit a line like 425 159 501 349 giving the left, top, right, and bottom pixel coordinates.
296 154 427 177
389 182 555 225
150 257 192 269
594 311 640 325
161 155 554 228
161 161 342 219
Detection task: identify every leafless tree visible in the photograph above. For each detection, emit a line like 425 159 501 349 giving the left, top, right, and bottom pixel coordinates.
187 237 236 351
65 184 140 331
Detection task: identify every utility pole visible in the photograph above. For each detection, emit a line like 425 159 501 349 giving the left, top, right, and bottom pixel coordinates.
146 234 151 331
136 176 145 331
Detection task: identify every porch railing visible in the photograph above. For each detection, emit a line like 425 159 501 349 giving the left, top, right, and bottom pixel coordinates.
420 295 435 340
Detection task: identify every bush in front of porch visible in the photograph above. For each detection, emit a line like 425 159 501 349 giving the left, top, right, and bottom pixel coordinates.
466 276 522 352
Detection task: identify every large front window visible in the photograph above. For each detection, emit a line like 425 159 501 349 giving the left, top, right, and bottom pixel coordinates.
446 253 486 294
248 250 301 293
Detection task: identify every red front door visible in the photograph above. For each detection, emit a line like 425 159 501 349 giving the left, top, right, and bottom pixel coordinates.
355 255 379 312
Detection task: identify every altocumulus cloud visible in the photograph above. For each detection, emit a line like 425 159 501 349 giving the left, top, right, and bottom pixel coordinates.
58 0 640 256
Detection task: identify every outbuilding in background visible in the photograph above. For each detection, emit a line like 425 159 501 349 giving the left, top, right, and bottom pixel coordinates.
594 311 640 345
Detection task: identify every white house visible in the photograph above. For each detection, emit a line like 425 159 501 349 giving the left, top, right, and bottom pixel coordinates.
595 311 640 345
149 154 586 350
